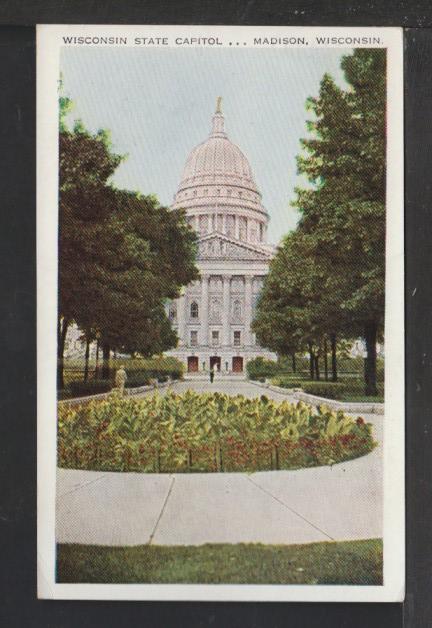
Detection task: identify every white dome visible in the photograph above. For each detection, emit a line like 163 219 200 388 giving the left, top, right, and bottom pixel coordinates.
172 101 268 219
180 134 256 189
171 99 270 246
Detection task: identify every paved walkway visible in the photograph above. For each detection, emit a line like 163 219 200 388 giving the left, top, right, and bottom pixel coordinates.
56 379 383 546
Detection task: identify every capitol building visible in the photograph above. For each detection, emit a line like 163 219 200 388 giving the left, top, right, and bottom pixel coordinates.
165 99 276 373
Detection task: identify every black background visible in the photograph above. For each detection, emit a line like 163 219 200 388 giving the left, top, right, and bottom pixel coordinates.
0 2 431 627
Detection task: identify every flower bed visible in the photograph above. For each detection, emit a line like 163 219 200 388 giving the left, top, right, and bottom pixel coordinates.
57 391 376 473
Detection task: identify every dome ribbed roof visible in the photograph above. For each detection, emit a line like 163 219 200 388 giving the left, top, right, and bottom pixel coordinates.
180 134 255 188
171 99 268 218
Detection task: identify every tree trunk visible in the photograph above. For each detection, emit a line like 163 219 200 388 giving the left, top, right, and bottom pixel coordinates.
330 333 338 382
84 336 90 382
323 337 329 381
308 342 314 380
291 352 297 373
102 343 110 380
57 317 69 390
95 340 100 379
314 354 320 380
364 321 378 396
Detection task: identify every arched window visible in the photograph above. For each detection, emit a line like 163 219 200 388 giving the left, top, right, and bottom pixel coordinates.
190 301 199 319
233 299 242 320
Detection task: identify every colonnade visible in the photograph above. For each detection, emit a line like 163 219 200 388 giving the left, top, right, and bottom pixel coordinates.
177 274 256 347
191 213 267 243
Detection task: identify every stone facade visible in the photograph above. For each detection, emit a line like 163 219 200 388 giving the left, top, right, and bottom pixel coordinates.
165 99 276 373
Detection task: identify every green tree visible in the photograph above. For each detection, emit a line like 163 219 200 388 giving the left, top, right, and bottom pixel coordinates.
88 189 198 375
253 230 344 381
255 49 385 395
294 49 385 395
58 95 198 387
58 119 123 388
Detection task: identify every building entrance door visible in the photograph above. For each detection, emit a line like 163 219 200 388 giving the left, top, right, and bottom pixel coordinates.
210 356 221 372
187 356 199 372
232 356 243 373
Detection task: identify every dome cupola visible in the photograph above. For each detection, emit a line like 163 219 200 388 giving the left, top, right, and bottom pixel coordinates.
172 99 269 245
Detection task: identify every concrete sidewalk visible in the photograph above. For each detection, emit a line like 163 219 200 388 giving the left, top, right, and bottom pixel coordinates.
57 380 383 547
56 430 382 546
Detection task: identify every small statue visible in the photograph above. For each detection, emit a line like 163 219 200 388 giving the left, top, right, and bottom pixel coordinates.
115 365 127 396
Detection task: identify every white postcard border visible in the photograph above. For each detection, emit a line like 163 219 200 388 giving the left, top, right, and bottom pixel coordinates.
37 24 404 602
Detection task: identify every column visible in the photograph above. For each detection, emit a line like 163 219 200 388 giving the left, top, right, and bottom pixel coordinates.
222 214 226 235
200 274 209 345
235 215 240 239
177 293 186 346
244 275 253 346
222 274 231 346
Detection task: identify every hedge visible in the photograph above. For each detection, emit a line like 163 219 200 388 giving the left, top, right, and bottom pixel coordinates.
69 379 112 397
246 357 280 381
58 390 376 473
271 376 308 389
301 382 347 399
110 357 184 381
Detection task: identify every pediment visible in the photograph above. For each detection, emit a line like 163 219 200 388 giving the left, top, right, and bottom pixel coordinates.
197 234 272 261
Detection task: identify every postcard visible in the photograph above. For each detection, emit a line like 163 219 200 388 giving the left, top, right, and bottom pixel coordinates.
37 24 404 601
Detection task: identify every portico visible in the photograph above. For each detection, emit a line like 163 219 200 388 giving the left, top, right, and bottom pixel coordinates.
165 99 276 372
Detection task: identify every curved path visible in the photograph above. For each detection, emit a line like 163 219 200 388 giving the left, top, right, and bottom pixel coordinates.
56 379 383 546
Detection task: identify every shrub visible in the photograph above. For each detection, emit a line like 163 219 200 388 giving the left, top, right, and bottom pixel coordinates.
57 391 376 473
69 379 112 397
247 357 279 381
107 357 184 390
120 357 183 382
302 382 347 399
271 376 308 389
124 372 151 389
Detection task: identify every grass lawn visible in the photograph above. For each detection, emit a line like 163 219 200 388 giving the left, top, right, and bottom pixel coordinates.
57 538 382 585
270 375 384 404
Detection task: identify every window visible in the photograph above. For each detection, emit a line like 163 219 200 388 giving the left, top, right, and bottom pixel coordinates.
199 215 208 235
233 299 242 320
190 330 198 346
216 214 223 232
226 215 235 237
234 331 241 346
168 305 177 321
212 330 220 346
190 301 199 319
239 217 247 240
252 294 260 312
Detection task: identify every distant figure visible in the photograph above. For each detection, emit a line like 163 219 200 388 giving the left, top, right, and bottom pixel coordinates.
115 365 127 396
209 367 215 383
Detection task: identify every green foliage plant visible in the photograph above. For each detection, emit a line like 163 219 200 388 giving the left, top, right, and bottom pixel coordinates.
58 391 376 473
246 357 280 381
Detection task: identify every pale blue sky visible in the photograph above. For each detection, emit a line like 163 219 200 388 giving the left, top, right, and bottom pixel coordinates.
61 47 351 244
